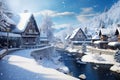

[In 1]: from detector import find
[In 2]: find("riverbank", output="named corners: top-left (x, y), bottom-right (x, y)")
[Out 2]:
top-left (0, 46), bottom-right (78, 80)
top-left (58, 50), bottom-right (120, 80)
top-left (56, 43), bottom-right (120, 74)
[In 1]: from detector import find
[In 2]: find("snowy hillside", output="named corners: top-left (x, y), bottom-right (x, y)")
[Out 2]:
top-left (83, 0), bottom-right (120, 35)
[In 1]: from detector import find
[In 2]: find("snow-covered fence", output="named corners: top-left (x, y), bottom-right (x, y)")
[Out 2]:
top-left (31, 46), bottom-right (54, 60)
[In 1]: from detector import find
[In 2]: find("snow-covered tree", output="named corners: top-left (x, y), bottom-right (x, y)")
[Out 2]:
top-left (0, 0), bottom-right (12, 17)
top-left (40, 15), bottom-right (54, 42)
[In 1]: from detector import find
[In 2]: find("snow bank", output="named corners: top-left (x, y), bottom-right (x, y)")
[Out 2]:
top-left (31, 46), bottom-right (70, 74)
top-left (110, 63), bottom-right (120, 73)
top-left (79, 74), bottom-right (86, 80)
top-left (2, 48), bottom-right (78, 80)
top-left (66, 47), bottom-right (79, 53)
top-left (81, 53), bottom-right (115, 64)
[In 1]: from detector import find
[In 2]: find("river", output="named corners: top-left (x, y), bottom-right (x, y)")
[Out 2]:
top-left (58, 50), bottom-right (120, 80)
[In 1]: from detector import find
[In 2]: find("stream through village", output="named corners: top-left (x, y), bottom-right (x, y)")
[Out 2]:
top-left (58, 50), bottom-right (120, 80)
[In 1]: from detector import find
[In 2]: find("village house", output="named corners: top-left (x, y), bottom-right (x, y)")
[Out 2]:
top-left (93, 28), bottom-right (109, 49)
top-left (0, 12), bottom-right (41, 48)
top-left (12, 13), bottom-right (40, 48)
top-left (108, 24), bottom-right (120, 50)
top-left (66, 27), bottom-right (91, 45)
top-left (0, 12), bottom-right (21, 48)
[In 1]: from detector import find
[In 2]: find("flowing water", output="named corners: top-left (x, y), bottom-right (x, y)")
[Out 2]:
top-left (59, 51), bottom-right (120, 80)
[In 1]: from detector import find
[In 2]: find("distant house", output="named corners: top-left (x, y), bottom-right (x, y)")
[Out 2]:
top-left (12, 13), bottom-right (40, 48)
top-left (99, 28), bottom-right (109, 41)
top-left (115, 25), bottom-right (120, 42)
top-left (93, 28), bottom-right (110, 49)
top-left (70, 28), bottom-right (87, 41)
top-left (108, 25), bottom-right (120, 50)
top-left (40, 30), bottom-right (49, 44)
top-left (68, 28), bottom-right (92, 45)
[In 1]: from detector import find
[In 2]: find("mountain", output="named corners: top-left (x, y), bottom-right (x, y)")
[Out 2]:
top-left (84, 0), bottom-right (120, 35)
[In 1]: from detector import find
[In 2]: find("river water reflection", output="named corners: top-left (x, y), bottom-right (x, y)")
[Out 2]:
top-left (59, 51), bottom-right (120, 80)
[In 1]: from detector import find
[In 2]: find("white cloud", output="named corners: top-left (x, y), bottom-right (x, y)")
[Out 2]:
top-left (35, 10), bottom-right (75, 17)
top-left (77, 7), bottom-right (100, 23)
top-left (77, 13), bottom-right (100, 23)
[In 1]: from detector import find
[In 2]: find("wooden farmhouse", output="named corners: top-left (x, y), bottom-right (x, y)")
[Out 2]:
top-left (0, 12), bottom-right (40, 48)
top-left (67, 27), bottom-right (91, 45)
top-left (93, 28), bottom-right (109, 49)
top-left (12, 13), bottom-right (40, 48)
top-left (0, 12), bottom-right (21, 48)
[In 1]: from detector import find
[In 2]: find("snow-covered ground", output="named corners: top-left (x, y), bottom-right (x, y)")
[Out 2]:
top-left (110, 63), bottom-right (120, 73)
top-left (66, 47), bottom-right (79, 53)
top-left (1, 47), bottom-right (78, 80)
top-left (81, 53), bottom-right (115, 64)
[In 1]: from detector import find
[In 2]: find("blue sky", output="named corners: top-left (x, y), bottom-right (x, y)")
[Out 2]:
top-left (7, 0), bottom-right (119, 33)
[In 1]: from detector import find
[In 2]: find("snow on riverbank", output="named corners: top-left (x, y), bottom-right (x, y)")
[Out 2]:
top-left (31, 46), bottom-right (69, 74)
top-left (110, 63), bottom-right (120, 73)
top-left (2, 47), bottom-right (78, 80)
top-left (81, 53), bottom-right (115, 64)
top-left (66, 47), bottom-right (79, 53)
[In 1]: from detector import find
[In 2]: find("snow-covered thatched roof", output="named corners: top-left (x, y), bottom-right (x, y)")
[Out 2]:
top-left (70, 28), bottom-right (80, 39)
top-left (12, 13), bottom-right (32, 33)
top-left (99, 28), bottom-right (110, 35)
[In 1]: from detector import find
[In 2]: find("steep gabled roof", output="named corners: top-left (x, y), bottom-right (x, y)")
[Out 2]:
top-left (115, 25), bottom-right (120, 35)
top-left (99, 28), bottom-right (109, 36)
top-left (70, 27), bottom-right (87, 39)
top-left (12, 13), bottom-right (39, 33)
top-left (99, 28), bottom-right (116, 36)
top-left (65, 35), bottom-right (71, 40)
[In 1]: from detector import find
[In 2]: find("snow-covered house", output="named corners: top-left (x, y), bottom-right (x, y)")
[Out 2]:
top-left (0, 12), bottom-right (21, 48)
top-left (108, 24), bottom-right (120, 49)
top-left (12, 13), bottom-right (40, 48)
top-left (69, 28), bottom-right (88, 44)
top-left (99, 28), bottom-right (109, 41)
top-left (93, 28), bottom-right (110, 49)
top-left (40, 30), bottom-right (49, 44)
top-left (115, 25), bottom-right (120, 42)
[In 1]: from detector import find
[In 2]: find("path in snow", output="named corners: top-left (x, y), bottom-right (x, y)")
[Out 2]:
top-left (0, 49), bottom-right (78, 80)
